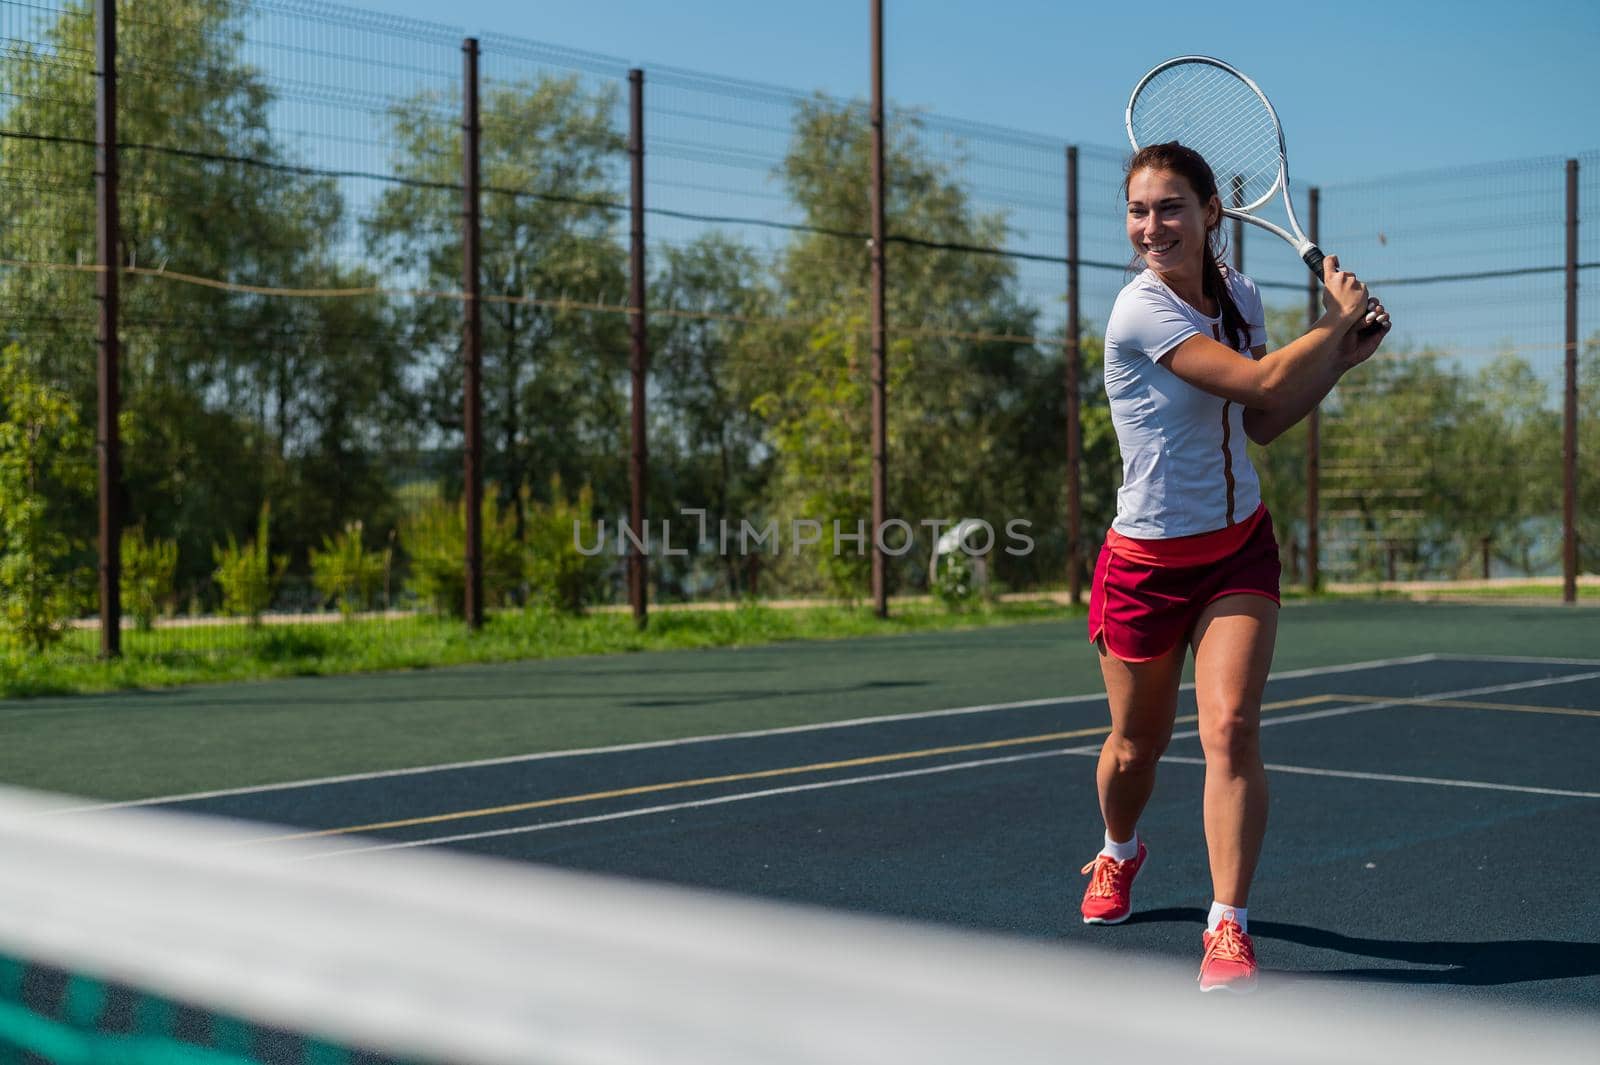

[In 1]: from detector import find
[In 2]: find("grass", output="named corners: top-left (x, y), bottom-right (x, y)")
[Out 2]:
top-left (0, 597), bottom-right (1075, 699)
top-left (1323, 578), bottom-right (1597, 602)
top-left (4, 577), bottom-right (1588, 700)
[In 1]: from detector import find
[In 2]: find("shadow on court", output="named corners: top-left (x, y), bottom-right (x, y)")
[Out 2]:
top-left (1128, 907), bottom-right (1600, 987)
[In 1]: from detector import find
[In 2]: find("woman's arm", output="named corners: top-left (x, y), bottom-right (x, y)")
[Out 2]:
top-left (1245, 281), bottom-right (1394, 444)
top-left (1240, 346), bottom-right (1342, 445)
top-left (1159, 258), bottom-right (1384, 444)
top-left (1159, 314), bottom-right (1346, 410)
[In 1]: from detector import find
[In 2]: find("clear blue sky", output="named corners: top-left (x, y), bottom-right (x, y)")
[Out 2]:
top-left (358, 0), bottom-right (1597, 185)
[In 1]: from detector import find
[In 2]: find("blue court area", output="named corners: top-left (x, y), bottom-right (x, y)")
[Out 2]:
top-left (77, 653), bottom-right (1600, 1013)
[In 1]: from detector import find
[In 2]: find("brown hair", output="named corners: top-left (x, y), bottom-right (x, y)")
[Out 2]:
top-left (1123, 142), bottom-right (1248, 352)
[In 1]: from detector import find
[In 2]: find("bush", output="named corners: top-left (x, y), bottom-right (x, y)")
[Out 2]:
top-left (213, 503), bottom-right (288, 624)
top-left (525, 477), bottom-right (608, 614)
top-left (932, 549), bottom-right (979, 612)
top-left (121, 526), bottom-right (178, 630)
top-left (400, 489), bottom-right (522, 617)
top-left (310, 520), bottom-right (391, 618)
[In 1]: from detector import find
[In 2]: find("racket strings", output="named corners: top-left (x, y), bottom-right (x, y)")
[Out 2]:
top-left (1130, 62), bottom-right (1281, 208)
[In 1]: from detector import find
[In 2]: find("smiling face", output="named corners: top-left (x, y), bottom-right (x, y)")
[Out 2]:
top-left (1125, 167), bottom-right (1220, 278)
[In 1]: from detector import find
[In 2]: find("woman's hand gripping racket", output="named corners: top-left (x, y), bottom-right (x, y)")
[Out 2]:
top-left (1126, 55), bottom-right (1389, 336)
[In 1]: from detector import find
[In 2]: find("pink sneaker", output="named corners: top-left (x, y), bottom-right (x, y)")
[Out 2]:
top-left (1198, 911), bottom-right (1258, 993)
top-left (1078, 840), bottom-right (1147, 925)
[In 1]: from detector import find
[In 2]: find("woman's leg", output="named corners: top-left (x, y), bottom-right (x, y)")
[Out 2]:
top-left (1095, 636), bottom-right (1186, 841)
top-left (1189, 595), bottom-right (1278, 907)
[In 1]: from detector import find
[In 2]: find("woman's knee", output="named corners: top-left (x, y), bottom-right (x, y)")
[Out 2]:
top-left (1106, 732), bottom-right (1167, 774)
top-left (1199, 710), bottom-right (1261, 765)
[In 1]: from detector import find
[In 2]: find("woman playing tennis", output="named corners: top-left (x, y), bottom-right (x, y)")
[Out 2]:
top-left (1077, 141), bottom-right (1389, 992)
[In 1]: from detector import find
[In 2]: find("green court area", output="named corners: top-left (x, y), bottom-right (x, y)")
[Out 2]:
top-left (0, 600), bottom-right (1594, 803)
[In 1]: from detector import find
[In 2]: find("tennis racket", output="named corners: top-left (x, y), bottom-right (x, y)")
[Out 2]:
top-left (1126, 55), bottom-right (1385, 329)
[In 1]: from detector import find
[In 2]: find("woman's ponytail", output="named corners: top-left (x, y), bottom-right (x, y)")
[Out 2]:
top-left (1202, 243), bottom-right (1250, 353)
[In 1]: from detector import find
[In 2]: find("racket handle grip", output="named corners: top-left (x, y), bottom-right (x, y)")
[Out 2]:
top-left (1305, 243), bottom-right (1387, 336)
top-left (1301, 246), bottom-right (1325, 279)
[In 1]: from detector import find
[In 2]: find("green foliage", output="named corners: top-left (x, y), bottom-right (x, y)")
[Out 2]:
top-left (756, 96), bottom-right (1061, 598)
top-left (648, 233), bottom-right (777, 599)
top-left (751, 315), bottom-right (875, 600)
top-left (0, 345), bottom-right (96, 652)
top-left (932, 550), bottom-right (979, 612)
top-left (367, 73), bottom-right (630, 541)
top-left (1073, 331), bottom-right (1119, 587)
top-left (400, 490), bottom-right (523, 617)
top-left (1316, 344), bottom-right (1565, 581)
top-left (1247, 305), bottom-right (1315, 581)
top-left (525, 478), bottom-right (609, 614)
top-left (1447, 351), bottom-right (1561, 575)
top-left (2, 0), bottom-right (407, 606)
top-left (1580, 335), bottom-right (1600, 575)
top-left (120, 526), bottom-right (179, 631)
top-left (309, 521), bottom-right (392, 618)
top-left (1, 2), bottom-right (1585, 626)
top-left (212, 504), bottom-right (288, 625)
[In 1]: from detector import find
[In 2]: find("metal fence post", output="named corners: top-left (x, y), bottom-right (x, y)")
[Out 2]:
top-left (461, 38), bottom-right (484, 630)
top-left (1065, 145), bottom-right (1082, 606)
top-left (96, 0), bottom-right (122, 658)
top-left (629, 68), bottom-right (650, 629)
top-left (1564, 158), bottom-right (1579, 603)
top-left (869, 0), bottom-right (888, 618)
top-left (1306, 186), bottom-right (1321, 593)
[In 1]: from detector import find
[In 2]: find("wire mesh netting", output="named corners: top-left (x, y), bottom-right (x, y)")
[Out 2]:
top-left (0, 0), bottom-right (1595, 676)
top-left (3, 0), bottom-right (475, 663)
top-left (1315, 157), bottom-right (1583, 583)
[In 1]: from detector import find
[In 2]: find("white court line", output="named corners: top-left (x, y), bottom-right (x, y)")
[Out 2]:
top-left (57, 652), bottom-right (1446, 813)
top-left (308, 669), bottom-right (1600, 858)
top-left (1156, 669), bottom-right (1600, 741)
top-left (1440, 646), bottom-right (1600, 665)
top-left (297, 749), bottom-right (1069, 860)
top-left (1154, 756), bottom-right (1600, 800)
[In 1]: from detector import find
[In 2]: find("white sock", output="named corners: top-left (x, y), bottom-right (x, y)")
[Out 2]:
top-left (1100, 831), bottom-right (1138, 862)
top-left (1208, 901), bottom-right (1247, 933)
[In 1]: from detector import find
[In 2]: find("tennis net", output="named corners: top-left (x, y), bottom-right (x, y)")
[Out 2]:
top-left (0, 784), bottom-right (1591, 1065)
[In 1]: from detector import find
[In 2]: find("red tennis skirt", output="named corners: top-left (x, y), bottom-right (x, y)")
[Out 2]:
top-left (1088, 508), bottom-right (1282, 663)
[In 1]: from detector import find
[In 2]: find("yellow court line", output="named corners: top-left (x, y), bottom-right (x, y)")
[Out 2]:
top-left (1328, 694), bottom-right (1600, 719)
top-left (247, 693), bottom-right (1342, 845)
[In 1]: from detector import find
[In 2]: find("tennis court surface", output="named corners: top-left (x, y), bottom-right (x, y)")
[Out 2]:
top-left (3, 605), bottom-right (1597, 1060)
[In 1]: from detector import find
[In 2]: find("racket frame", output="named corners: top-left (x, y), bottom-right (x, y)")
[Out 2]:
top-left (1125, 54), bottom-right (1325, 276)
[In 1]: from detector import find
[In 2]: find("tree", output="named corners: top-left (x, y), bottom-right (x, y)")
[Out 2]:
top-left (1577, 334), bottom-right (1600, 575)
top-left (1443, 352), bottom-right (1561, 576)
top-left (365, 74), bottom-right (630, 544)
top-left (0, 345), bottom-right (95, 652)
top-left (1319, 350), bottom-right (1464, 580)
top-left (753, 97), bottom-right (1061, 596)
top-left (0, 0), bottom-right (407, 610)
top-left (1246, 303), bottom-right (1318, 584)
top-left (1075, 330), bottom-right (1121, 587)
top-left (648, 233), bottom-right (777, 599)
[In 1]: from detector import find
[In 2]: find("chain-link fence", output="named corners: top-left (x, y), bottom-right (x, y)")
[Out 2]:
top-left (1, 0), bottom-right (1593, 666)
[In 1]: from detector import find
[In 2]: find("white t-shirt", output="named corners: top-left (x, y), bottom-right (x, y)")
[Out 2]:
top-left (1103, 268), bottom-right (1269, 539)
